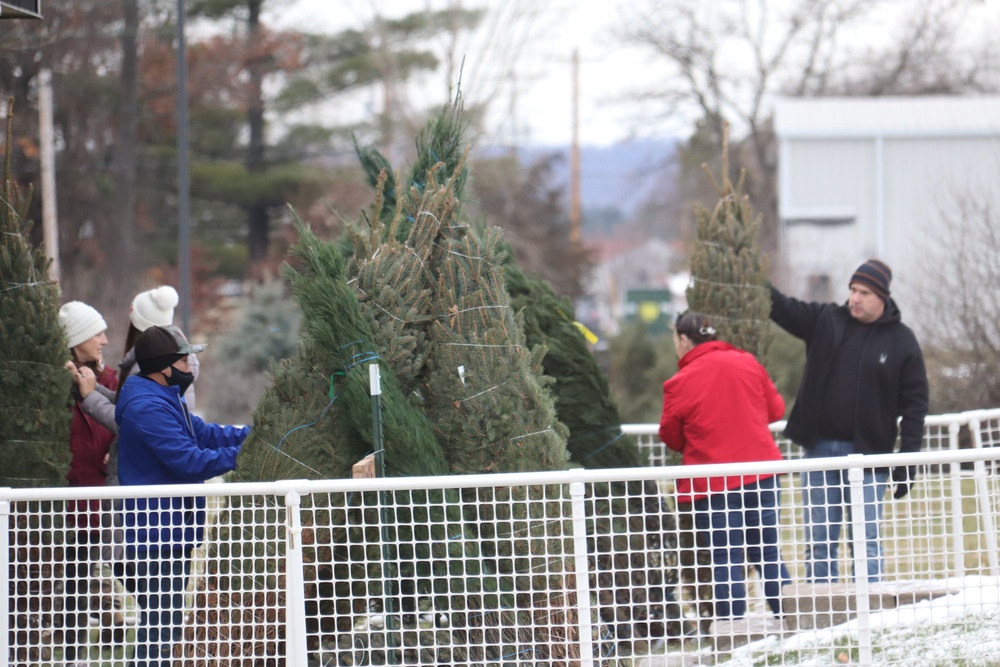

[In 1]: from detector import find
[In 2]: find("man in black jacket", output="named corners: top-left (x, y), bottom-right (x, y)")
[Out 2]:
top-left (770, 259), bottom-right (928, 582)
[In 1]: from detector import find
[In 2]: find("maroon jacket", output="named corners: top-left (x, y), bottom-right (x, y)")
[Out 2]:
top-left (659, 341), bottom-right (785, 503)
top-left (67, 364), bottom-right (118, 531)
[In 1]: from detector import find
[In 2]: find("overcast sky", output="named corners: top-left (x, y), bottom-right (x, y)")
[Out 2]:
top-left (268, 0), bottom-right (666, 147)
top-left (266, 1), bottom-right (1000, 149)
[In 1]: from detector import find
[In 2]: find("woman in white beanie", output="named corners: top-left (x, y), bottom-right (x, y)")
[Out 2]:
top-left (59, 300), bottom-right (118, 667)
top-left (121, 285), bottom-right (200, 412)
top-left (59, 300), bottom-right (118, 488)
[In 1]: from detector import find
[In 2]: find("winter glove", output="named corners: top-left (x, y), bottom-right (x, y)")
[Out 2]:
top-left (891, 465), bottom-right (916, 499)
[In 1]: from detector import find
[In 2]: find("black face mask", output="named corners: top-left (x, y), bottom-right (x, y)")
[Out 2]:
top-left (165, 365), bottom-right (195, 396)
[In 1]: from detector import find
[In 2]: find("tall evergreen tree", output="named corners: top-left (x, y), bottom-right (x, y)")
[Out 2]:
top-left (687, 126), bottom-right (772, 361)
top-left (0, 99), bottom-right (71, 487)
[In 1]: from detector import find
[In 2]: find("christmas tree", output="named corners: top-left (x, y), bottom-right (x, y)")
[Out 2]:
top-left (215, 95), bottom-right (688, 665)
top-left (687, 126), bottom-right (772, 361)
top-left (0, 98), bottom-right (71, 487)
top-left (348, 96), bottom-right (569, 474)
top-left (349, 96), bottom-right (686, 650)
top-left (236, 215), bottom-right (448, 481)
top-left (503, 257), bottom-right (644, 468)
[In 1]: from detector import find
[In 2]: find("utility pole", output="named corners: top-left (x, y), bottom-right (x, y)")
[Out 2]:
top-left (177, 0), bottom-right (192, 333)
top-left (569, 49), bottom-right (581, 249)
top-left (38, 68), bottom-right (60, 281)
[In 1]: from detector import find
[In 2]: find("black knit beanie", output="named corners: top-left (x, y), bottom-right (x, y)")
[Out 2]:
top-left (850, 259), bottom-right (892, 300)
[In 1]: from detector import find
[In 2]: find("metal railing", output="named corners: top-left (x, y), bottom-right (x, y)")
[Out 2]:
top-left (4, 407), bottom-right (1000, 666)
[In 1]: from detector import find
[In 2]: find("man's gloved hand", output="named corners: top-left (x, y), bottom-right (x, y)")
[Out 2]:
top-left (891, 465), bottom-right (917, 499)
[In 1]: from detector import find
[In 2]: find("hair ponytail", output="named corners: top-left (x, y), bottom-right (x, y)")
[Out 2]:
top-left (674, 311), bottom-right (718, 346)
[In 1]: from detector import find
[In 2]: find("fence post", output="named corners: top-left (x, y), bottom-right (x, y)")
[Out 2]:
top-left (568, 481), bottom-right (595, 667)
top-left (0, 495), bottom-right (10, 663)
top-left (846, 458), bottom-right (873, 666)
top-left (284, 490), bottom-right (309, 664)
top-left (947, 418), bottom-right (966, 577)
top-left (969, 414), bottom-right (1000, 576)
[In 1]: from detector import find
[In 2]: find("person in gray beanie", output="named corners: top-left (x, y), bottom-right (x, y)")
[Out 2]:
top-left (769, 258), bottom-right (928, 583)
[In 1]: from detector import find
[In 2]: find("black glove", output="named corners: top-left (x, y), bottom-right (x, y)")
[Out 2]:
top-left (891, 466), bottom-right (916, 499)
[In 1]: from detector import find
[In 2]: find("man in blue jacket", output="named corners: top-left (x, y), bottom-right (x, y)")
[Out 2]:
top-left (116, 324), bottom-right (248, 667)
top-left (770, 259), bottom-right (928, 583)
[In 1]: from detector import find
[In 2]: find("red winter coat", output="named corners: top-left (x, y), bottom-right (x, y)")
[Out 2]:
top-left (67, 364), bottom-right (118, 532)
top-left (659, 340), bottom-right (785, 503)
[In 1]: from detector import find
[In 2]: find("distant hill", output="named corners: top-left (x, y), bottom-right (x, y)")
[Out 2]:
top-left (515, 139), bottom-right (679, 217)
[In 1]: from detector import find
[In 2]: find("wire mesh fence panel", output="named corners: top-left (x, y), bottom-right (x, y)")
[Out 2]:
top-left (298, 484), bottom-right (581, 667)
top-left (5, 411), bottom-right (1000, 666)
top-left (181, 492), bottom-right (286, 665)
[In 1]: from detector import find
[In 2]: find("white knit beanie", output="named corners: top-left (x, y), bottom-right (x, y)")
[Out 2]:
top-left (59, 301), bottom-right (108, 349)
top-left (129, 285), bottom-right (179, 332)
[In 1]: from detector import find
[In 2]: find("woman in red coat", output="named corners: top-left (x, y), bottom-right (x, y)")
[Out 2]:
top-left (659, 311), bottom-right (789, 621)
top-left (59, 300), bottom-right (119, 666)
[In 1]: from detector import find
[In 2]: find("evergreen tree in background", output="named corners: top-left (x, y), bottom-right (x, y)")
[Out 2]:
top-left (199, 279), bottom-right (301, 424)
top-left (687, 126), bottom-right (772, 362)
top-left (213, 279), bottom-right (302, 373)
top-left (0, 98), bottom-right (71, 487)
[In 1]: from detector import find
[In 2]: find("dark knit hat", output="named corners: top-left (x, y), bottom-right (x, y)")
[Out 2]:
top-left (850, 259), bottom-right (892, 299)
top-left (135, 324), bottom-right (207, 374)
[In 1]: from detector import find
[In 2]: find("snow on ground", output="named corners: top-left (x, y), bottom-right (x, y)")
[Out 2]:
top-left (720, 576), bottom-right (1000, 666)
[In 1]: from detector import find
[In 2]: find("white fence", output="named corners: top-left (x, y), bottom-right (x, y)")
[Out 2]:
top-left (4, 408), bottom-right (1000, 666)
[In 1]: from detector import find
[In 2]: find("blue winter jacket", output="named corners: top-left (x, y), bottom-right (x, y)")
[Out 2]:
top-left (115, 375), bottom-right (248, 551)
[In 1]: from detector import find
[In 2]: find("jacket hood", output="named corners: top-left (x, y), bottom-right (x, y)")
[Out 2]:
top-left (879, 297), bottom-right (903, 324)
top-left (115, 375), bottom-right (181, 424)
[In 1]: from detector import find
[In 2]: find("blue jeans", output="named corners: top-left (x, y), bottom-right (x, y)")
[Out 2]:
top-left (692, 476), bottom-right (791, 618)
top-left (802, 440), bottom-right (889, 583)
top-left (119, 546), bottom-right (193, 667)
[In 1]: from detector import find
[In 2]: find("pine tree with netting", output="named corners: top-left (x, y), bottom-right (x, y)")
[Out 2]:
top-left (235, 215), bottom-right (448, 481)
top-left (0, 98), bottom-right (71, 488)
top-left (687, 126), bottom-right (772, 361)
top-left (348, 94), bottom-right (570, 474)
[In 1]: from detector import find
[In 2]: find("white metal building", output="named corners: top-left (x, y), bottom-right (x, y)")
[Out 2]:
top-left (774, 96), bottom-right (1000, 319)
